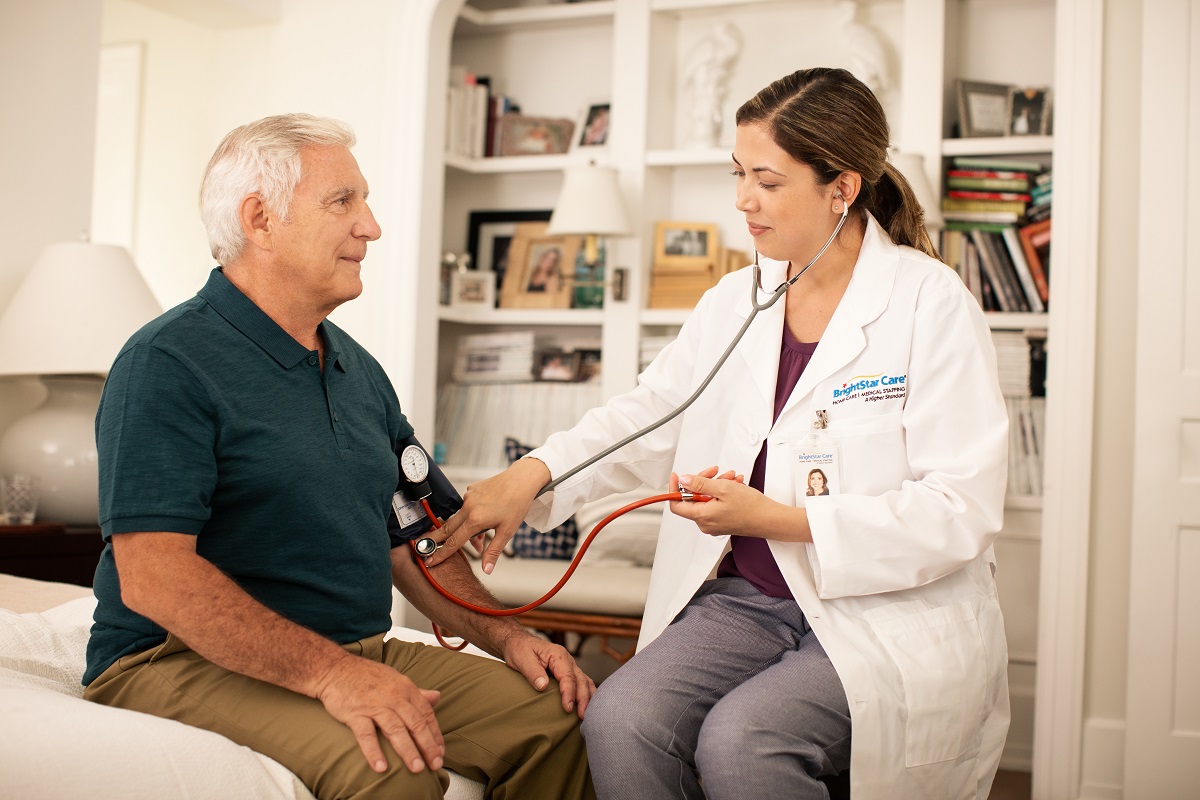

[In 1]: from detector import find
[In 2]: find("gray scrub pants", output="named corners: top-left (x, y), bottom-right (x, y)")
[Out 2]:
top-left (581, 576), bottom-right (851, 800)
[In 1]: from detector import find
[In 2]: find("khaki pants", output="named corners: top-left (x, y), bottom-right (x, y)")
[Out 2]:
top-left (84, 632), bottom-right (594, 800)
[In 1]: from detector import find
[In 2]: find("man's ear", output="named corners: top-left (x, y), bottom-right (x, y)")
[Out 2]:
top-left (239, 194), bottom-right (274, 252)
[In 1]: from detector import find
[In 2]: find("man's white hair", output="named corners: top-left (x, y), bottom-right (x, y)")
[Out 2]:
top-left (200, 113), bottom-right (356, 265)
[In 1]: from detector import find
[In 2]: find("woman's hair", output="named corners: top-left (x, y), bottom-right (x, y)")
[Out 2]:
top-left (200, 113), bottom-right (356, 265)
top-left (736, 67), bottom-right (939, 259)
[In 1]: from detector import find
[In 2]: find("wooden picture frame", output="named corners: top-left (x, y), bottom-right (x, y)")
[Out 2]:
top-left (467, 209), bottom-right (553, 297)
top-left (1007, 86), bottom-right (1053, 136)
top-left (572, 102), bottom-right (611, 149)
top-left (955, 79), bottom-right (1014, 138)
top-left (535, 350), bottom-right (581, 382)
top-left (496, 115), bottom-right (575, 156)
top-left (449, 270), bottom-right (496, 308)
top-left (499, 222), bottom-right (583, 309)
top-left (653, 221), bottom-right (720, 272)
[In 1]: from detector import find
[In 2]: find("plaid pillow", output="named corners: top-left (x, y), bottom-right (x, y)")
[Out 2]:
top-left (505, 437), bottom-right (578, 560)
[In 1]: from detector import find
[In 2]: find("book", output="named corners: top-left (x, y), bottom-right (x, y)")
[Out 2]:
top-left (947, 169), bottom-right (1031, 181)
top-left (1017, 218), bottom-right (1052, 303)
top-left (942, 196), bottom-right (1028, 216)
top-left (1001, 226), bottom-right (1046, 312)
top-left (946, 177), bottom-right (1030, 192)
top-left (952, 155), bottom-right (1046, 173)
top-left (969, 229), bottom-right (1024, 312)
top-left (948, 189), bottom-right (1032, 202)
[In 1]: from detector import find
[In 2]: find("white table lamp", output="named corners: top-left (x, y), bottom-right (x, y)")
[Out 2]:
top-left (0, 242), bottom-right (162, 524)
top-left (546, 162), bottom-right (632, 303)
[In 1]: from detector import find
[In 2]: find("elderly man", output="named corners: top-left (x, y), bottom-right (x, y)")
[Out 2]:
top-left (82, 114), bottom-right (595, 800)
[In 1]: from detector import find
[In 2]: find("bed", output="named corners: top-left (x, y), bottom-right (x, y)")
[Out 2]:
top-left (0, 572), bottom-right (487, 799)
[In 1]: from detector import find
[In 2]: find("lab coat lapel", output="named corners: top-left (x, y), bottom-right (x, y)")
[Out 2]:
top-left (733, 257), bottom-right (789, 405)
top-left (779, 216), bottom-right (899, 419)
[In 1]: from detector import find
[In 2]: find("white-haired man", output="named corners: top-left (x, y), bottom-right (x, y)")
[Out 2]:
top-left (83, 114), bottom-right (595, 800)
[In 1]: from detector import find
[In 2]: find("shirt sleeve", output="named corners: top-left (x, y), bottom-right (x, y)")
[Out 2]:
top-left (96, 343), bottom-right (219, 537)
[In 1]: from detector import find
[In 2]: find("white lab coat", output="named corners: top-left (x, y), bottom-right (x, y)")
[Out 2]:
top-left (527, 215), bottom-right (1010, 798)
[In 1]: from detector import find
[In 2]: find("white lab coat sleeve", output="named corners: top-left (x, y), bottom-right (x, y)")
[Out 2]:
top-left (524, 292), bottom-right (715, 530)
top-left (806, 280), bottom-right (1008, 598)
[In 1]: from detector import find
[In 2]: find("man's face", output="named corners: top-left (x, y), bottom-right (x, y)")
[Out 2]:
top-left (271, 144), bottom-right (381, 313)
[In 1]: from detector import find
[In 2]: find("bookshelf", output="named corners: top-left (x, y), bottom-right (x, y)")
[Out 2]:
top-left (412, 0), bottom-right (1100, 788)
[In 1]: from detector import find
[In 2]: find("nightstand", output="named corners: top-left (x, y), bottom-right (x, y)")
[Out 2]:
top-left (0, 523), bottom-right (104, 587)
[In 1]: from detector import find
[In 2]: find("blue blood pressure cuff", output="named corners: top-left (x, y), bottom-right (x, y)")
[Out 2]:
top-left (387, 436), bottom-right (463, 548)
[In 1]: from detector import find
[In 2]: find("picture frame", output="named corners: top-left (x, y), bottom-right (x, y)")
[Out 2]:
top-left (467, 209), bottom-right (553, 297)
top-left (498, 222), bottom-right (583, 309)
top-left (535, 350), bottom-right (581, 382)
top-left (496, 114), bottom-right (575, 156)
top-left (572, 102), bottom-right (611, 149)
top-left (449, 269), bottom-right (496, 308)
top-left (1007, 86), bottom-right (1052, 136)
top-left (955, 79), bottom-right (1014, 138)
top-left (653, 221), bottom-right (720, 272)
top-left (576, 349), bottom-right (602, 383)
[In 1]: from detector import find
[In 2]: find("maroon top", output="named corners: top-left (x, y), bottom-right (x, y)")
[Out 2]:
top-left (716, 324), bottom-right (818, 599)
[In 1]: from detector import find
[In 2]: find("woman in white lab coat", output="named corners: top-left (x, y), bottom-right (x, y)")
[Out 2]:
top-left (433, 67), bottom-right (1010, 799)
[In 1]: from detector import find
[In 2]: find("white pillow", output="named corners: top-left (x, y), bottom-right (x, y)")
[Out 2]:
top-left (572, 489), bottom-right (665, 568)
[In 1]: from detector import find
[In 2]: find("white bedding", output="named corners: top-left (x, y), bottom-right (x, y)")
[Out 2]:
top-left (0, 582), bottom-right (487, 800)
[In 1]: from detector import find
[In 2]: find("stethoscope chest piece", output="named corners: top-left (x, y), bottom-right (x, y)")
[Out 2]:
top-left (414, 536), bottom-right (441, 557)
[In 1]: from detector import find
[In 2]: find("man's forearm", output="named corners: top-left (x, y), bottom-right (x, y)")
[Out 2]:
top-left (115, 533), bottom-right (351, 697)
top-left (391, 547), bottom-right (529, 659)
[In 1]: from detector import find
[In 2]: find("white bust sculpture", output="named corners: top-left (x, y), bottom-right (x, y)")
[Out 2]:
top-left (837, 0), bottom-right (890, 94)
top-left (682, 22), bottom-right (742, 149)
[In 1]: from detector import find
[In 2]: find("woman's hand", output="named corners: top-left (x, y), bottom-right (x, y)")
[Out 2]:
top-left (426, 457), bottom-right (551, 574)
top-left (668, 468), bottom-right (812, 543)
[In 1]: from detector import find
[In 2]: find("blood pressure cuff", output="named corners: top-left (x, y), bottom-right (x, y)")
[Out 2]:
top-left (387, 435), bottom-right (463, 547)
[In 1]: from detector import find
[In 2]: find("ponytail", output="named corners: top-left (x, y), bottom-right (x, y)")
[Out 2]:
top-left (868, 162), bottom-right (941, 261)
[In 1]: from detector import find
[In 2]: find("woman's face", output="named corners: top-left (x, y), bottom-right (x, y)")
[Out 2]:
top-left (809, 471), bottom-right (825, 490)
top-left (732, 122), bottom-right (839, 265)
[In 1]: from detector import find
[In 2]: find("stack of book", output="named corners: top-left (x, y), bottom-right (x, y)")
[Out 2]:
top-left (992, 330), bottom-right (1047, 497)
top-left (940, 155), bottom-right (1052, 313)
top-left (446, 65), bottom-right (520, 159)
top-left (451, 330), bottom-right (538, 383)
top-left (648, 246), bottom-right (749, 309)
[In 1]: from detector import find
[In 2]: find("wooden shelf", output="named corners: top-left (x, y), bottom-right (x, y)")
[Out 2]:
top-left (438, 306), bottom-right (604, 326)
top-left (941, 136), bottom-right (1053, 157)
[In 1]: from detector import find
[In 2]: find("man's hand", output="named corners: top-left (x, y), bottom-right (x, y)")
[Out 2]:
top-left (427, 457), bottom-right (551, 574)
top-left (500, 633), bottom-right (596, 720)
top-left (313, 653), bottom-right (446, 774)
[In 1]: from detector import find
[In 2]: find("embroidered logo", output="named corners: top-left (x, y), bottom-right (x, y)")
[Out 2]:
top-left (832, 372), bottom-right (907, 405)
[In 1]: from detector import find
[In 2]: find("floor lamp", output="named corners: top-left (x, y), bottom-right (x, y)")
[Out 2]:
top-left (0, 243), bottom-right (161, 525)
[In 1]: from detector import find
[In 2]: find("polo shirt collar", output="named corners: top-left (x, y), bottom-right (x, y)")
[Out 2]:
top-left (199, 268), bottom-right (347, 372)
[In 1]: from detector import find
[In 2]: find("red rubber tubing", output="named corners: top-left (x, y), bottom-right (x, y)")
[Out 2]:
top-left (410, 492), bottom-right (710, 618)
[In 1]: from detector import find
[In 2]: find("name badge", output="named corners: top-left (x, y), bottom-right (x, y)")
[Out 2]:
top-left (791, 411), bottom-right (842, 504)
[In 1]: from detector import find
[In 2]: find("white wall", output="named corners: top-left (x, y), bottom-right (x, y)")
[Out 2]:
top-left (0, 0), bottom-right (103, 433)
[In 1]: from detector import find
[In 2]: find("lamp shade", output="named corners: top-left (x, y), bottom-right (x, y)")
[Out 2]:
top-left (546, 163), bottom-right (632, 237)
top-left (889, 151), bottom-right (944, 229)
top-left (0, 242), bottom-right (162, 377)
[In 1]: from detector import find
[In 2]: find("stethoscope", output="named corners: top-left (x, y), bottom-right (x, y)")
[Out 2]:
top-left (411, 199), bottom-right (850, 645)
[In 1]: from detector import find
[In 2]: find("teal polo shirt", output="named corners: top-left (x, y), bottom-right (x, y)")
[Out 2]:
top-left (84, 269), bottom-right (411, 685)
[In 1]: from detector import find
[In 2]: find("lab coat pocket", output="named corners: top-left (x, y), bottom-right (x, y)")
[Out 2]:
top-left (864, 601), bottom-right (986, 766)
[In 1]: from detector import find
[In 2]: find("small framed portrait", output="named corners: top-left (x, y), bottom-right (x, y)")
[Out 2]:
top-left (576, 349), bottom-right (602, 383)
top-left (467, 209), bottom-right (553, 295)
top-left (497, 115), bottom-right (576, 156)
top-left (955, 79), bottom-right (1014, 138)
top-left (1007, 86), bottom-right (1052, 136)
top-left (450, 270), bottom-right (496, 308)
top-left (535, 350), bottom-right (581, 382)
top-left (573, 102), bottom-right (611, 149)
top-left (653, 221), bottom-right (720, 272)
top-left (499, 221), bottom-right (583, 309)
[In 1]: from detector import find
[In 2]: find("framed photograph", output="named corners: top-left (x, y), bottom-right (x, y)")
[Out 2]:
top-left (449, 270), bottom-right (496, 308)
top-left (497, 115), bottom-right (575, 156)
top-left (576, 349), bottom-right (602, 383)
top-left (1007, 86), bottom-right (1052, 136)
top-left (653, 221), bottom-right (720, 272)
top-left (467, 209), bottom-right (553, 296)
top-left (573, 102), bottom-right (611, 149)
top-left (535, 350), bottom-right (581, 382)
top-left (499, 222), bottom-right (583, 309)
top-left (955, 80), bottom-right (1014, 138)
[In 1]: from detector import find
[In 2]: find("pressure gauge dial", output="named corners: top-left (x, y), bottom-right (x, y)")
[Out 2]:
top-left (400, 445), bottom-right (429, 484)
